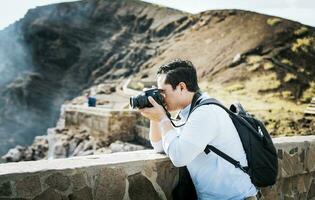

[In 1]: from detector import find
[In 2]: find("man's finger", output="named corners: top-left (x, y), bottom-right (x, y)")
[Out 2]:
top-left (148, 96), bottom-right (159, 107)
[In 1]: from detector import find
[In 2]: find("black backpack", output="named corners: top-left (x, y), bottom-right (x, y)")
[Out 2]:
top-left (190, 98), bottom-right (278, 187)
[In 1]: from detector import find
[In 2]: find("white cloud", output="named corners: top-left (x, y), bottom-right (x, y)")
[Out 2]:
top-left (0, 0), bottom-right (314, 29)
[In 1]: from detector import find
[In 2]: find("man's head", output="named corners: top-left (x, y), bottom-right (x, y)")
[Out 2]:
top-left (157, 59), bottom-right (199, 111)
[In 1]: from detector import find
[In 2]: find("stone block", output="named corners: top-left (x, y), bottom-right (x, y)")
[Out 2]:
top-left (99, 118), bottom-right (109, 131)
top-left (33, 188), bottom-right (67, 200)
top-left (281, 151), bottom-right (304, 177)
top-left (156, 160), bottom-right (178, 199)
top-left (85, 117), bottom-right (93, 129)
top-left (0, 181), bottom-right (12, 197)
top-left (261, 185), bottom-right (279, 200)
top-left (92, 119), bottom-right (100, 130)
top-left (307, 175), bottom-right (315, 199)
top-left (44, 172), bottom-right (70, 192)
top-left (15, 175), bottom-right (42, 198)
top-left (68, 186), bottom-right (92, 200)
top-left (70, 172), bottom-right (87, 191)
top-left (135, 125), bottom-right (150, 142)
top-left (77, 113), bottom-right (85, 125)
top-left (94, 167), bottom-right (126, 200)
top-left (64, 115), bottom-right (72, 127)
top-left (306, 144), bottom-right (315, 172)
top-left (128, 172), bottom-right (160, 200)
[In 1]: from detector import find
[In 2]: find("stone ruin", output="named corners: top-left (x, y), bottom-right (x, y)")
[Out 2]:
top-left (1, 135), bottom-right (315, 199)
top-left (1, 93), bottom-right (315, 199)
top-left (2, 104), bottom-right (150, 162)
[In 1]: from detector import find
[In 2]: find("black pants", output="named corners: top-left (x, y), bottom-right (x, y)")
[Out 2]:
top-left (172, 167), bottom-right (197, 200)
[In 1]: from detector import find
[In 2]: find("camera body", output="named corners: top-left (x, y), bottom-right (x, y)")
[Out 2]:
top-left (130, 88), bottom-right (164, 109)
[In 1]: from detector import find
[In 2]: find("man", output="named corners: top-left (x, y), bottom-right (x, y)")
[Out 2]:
top-left (140, 59), bottom-right (257, 200)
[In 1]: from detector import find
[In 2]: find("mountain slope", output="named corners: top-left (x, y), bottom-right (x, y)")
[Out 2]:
top-left (0, 0), bottom-right (314, 157)
top-left (0, 0), bottom-right (191, 155)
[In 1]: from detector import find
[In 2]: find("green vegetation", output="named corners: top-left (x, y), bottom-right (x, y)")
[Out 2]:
top-left (225, 84), bottom-right (245, 92)
top-left (294, 26), bottom-right (308, 36)
top-left (263, 61), bottom-right (274, 70)
top-left (246, 55), bottom-right (263, 64)
top-left (281, 59), bottom-right (293, 66)
top-left (281, 91), bottom-right (294, 99)
top-left (247, 63), bottom-right (261, 72)
top-left (200, 80), bottom-right (313, 136)
top-left (291, 36), bottom-right (314, 53)
top-left (267, 18), bottom-right (282, 26)
top-left (245, 56), bottom-right (275, 71)
top-left (128, 81), bottom-right (144, 91)
top-left (258, 73), bottom-right (281, 91)
top-left (301, 82), bottom-right (315, 103)
top-left (283, 73), bottom-right (297, 82)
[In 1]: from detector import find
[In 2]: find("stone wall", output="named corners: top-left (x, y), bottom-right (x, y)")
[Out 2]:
top-left (0, 151), bottom-right (177, 200)
top-left (64, 106), bottom-right (148, 145)
top-left (1, 136), bottom-right (315, 199)
top-left (262, 136), bottom-right (315, 199)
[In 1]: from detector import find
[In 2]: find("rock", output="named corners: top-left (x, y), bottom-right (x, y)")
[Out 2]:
top-left (109, 140), bottom-right (125, 153)
top-left (52, 141), bottom-right (68, 159)
top-left (0, 181), bottom-right (12, 196)
top-left (44, 172), bottom-right (71, 192)
top-left (68, 186), bottom-right (93, 200)
top-left (68, 138), bottom-right (81, 155)
top-left (128, 173), bottom-right (160, 200)
top-left (94, 167), bottom-right (126, 200)
top-left (77, 149), bottom-right (94, 156)
top-left (83, 140), bottom-right (94, 151)
top-left (229, 53), bottom-right (244, 68)
top-left (233, 53), bottom-right (242, 63)
top-left (31, 136), bottom-right (49, 160)
top-left (33, 188), bottom-right (66, 200)
top-left (123, 142), bottom-right (145, 151)
top-left (96, 84), bottom-right (116, 95)
top-left (94, 147), bottom-right (112, 155)
top-left (110, 140), bottom-right (145, 153)
top-left (72, 142), bottom-right (85, 156)
top-left (16, 175), bottom-right (42, 198)
top-left (0, 1), bottom-right (186, 154)
top-left (2, 145), bottom-right (26, 162)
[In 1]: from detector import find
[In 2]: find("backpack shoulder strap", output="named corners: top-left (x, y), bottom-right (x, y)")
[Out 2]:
top-left (205, 145), bottom-right (249, 174)
top-left (189, 98), bottom-right (249, 174)
top-left (194, 99), bottom-right (260, 137)
top-left (190, 98), bottom-right (234, 116)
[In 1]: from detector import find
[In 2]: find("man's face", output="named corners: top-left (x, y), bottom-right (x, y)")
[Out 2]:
top-left (157, 74), bottom-right (181, 112)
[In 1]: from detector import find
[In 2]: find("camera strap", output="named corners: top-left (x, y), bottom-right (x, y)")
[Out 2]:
top-left (162, 91), bottom-right (202, 128)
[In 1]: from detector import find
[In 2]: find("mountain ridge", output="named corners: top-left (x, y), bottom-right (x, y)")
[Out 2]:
top-left (0, 0), bottom-right (314, 159)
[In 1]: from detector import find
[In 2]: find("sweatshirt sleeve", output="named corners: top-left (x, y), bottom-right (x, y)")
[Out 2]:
top-left (150, 139), bottom-right (164, 153)
top-left (162, 105), bottom-right (220, 167)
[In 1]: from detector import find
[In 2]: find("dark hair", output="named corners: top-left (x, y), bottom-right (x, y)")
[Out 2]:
top-left (157, 59), bottom-right (199, 92)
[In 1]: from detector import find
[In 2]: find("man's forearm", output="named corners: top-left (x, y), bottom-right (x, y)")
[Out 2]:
top-left (149, 120), bottom-right (162, 142)
top-left (159, 117), bottom-right (173, 136)
top-left (150, 118), bottom-right (174, 142)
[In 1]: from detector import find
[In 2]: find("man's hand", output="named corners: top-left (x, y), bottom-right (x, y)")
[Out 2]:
top-left (139, 96), bottom-right (167, 122)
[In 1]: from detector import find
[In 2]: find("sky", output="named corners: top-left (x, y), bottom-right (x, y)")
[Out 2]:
top-left (0, 0), bottom-right (314, 30)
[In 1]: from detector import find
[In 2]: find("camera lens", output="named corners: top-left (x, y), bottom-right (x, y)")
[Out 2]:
top-left (130, 97), bottom-right (139, 109)
top-left (129, 97), bottom-right (134, 108)
top-left (129, 88), bottom-right (164, 109)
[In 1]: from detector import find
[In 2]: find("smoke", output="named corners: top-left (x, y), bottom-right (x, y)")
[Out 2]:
top-left (0, 0), bottom-right (163, 156)
top-left (0, 25), bottom-right (33, 87)
top-left (0, 20), bottom-right (36, 155)
top-left (0, 0), bottom-right (100, 156)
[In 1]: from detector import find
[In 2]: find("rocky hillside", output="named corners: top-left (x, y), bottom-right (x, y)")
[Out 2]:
top-left (0, 0), bottom-right (314, 159)
top-left (0, 0), bottom-right (189, 156)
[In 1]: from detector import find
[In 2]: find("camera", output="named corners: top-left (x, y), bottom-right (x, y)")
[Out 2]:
top-left (130, 88), bottom-right (164, 109)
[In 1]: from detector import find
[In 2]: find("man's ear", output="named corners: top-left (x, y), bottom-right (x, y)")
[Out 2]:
top-left (178, 82), bottom-right (187, 91)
